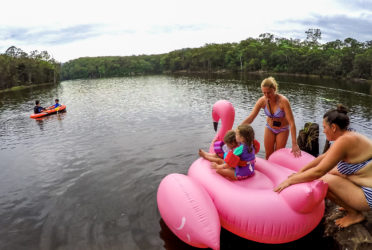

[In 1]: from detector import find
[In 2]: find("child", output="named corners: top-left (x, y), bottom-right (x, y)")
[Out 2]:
top-left (212, 124), bottom-right (256, 180)
top-left (46, 99), bottom-right (61, 110)
top-left (199, 130), bottom-right (238, 165)
top-left (52, 99), bottom-right (61, 108)
top-left (33, 100), bottom-right (46, 114)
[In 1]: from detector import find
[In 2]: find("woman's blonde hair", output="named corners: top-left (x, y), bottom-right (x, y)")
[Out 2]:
top-left (261, 76), bottom-right (278, 92)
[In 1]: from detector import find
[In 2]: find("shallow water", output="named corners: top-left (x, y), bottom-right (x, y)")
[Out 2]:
top-left (0, 74), bottom-right (371, 249)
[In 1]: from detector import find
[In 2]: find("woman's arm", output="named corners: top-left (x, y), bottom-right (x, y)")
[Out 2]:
top-left (274, 136), bottom-right (349, 192)
top-left (297, 153), bottom-right (326, 173)
top-left (241, 97), bottom-right (264, 125)
top-left (282, 97), bottom-right (301, 157)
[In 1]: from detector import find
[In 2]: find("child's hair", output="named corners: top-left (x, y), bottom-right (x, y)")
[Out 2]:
top-left (224, 130), bottom-right (236, 144)
top-left (35, 100), bottom-right (40, 105)
top-left (55, 99), bottom-right (59, 102)
top-left (237, 124), bottom-right (255, 152)
top-left (261, 76), bottom-right (278, 92)
top-left (323, 104), bottom-right (350, 130)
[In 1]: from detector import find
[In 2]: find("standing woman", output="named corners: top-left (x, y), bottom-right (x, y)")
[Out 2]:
top-left (241, 76), bottom-right (301, 159)
top-left (275, 105), bottom-right (372, 228)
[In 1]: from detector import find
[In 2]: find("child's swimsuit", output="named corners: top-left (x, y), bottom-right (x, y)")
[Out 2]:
top-left (337, 157), bottom-right (372, 209)
top-left (233, 144), bottom-right (255, 180)
top-left (264, 101), bottom-right (289, 134)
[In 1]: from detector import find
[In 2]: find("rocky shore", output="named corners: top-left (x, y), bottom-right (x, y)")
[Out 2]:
top-left (324, 200), bottom-right (372, 250)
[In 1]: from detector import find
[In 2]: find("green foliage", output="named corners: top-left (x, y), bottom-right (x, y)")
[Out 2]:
top-left (61, 30), bottom-right (372, 80)
top-left (61, 55), bottom-right (163, 80)
top-left (0, 47), bottom-right (60, 90)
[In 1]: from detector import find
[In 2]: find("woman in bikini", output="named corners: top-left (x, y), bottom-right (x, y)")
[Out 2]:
top-left (241, 76), bottom-right (301, 159)
top-left (275, 105), bottom-right (372, 228)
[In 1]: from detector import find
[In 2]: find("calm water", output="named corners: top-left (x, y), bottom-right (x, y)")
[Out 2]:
top-left (1, 74), bottom-right (371, 250)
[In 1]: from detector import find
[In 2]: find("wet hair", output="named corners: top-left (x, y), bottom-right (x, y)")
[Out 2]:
top-left (55, 99), bottom-right (59, 102)
top-left (323, 104), bottom-right (350, 130)
top-left (261, 76), bottom-right (278, 92)
top-left (224, 130), bottom-right (237, 145)
top-left (35, 100), bottom-right (40, 105)
top-left (237, 124), bottom-right (255, 152)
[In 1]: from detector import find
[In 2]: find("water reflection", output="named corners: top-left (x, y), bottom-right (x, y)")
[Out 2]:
top-left (159, 218), bottom-right (339, 250)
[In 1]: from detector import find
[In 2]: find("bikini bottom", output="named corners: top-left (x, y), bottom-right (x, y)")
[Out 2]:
top-left (361, 186), bottom-right (372, 209)
top-left (265, 123), bottom-right (290, 135)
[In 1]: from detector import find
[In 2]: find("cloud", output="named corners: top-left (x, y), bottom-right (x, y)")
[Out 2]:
top-left (0, 24), bottom-right (116, 46)
top-left (338, 0), bottom-right (372, 12)
top-left (148, 24), bottom-right (209, 34)
top-left (273, 13), bottom-right (372, 42)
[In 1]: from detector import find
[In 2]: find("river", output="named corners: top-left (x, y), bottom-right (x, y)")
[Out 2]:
top-left (1, 74), bottom-right (371, 249)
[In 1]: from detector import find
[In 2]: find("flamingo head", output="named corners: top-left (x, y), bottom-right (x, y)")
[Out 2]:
top-left (212, 100), bottom-right (235, 141)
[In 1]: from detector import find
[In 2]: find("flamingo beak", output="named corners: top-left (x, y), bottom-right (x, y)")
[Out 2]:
top-left (213, 122), bottom-right (218, 132)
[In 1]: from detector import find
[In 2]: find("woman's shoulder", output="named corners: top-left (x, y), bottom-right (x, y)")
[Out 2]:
top-left (340, 132), bottom-right (372, 160)
top-left (334, 132), bottom-right (361, 149)
top-left (277, 94), bottom-right (289, 103)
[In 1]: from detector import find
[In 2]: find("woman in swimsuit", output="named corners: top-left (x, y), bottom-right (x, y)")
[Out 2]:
top-left (241, 76), bottom-right (301, 159)
top-left (274, 105), bottom-right (372, 228)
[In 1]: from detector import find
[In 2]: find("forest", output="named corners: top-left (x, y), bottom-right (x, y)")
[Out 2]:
top-left (61, 29), bottom-right (372, 81)
top-left (0, 46), bottom-right (60, 90)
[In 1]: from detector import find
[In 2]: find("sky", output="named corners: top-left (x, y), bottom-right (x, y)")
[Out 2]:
top-left (1, 0), bottom-right (371, 63)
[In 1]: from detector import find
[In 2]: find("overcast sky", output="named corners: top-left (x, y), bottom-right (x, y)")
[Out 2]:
top-left (1, 0), bottom-right (371, 62)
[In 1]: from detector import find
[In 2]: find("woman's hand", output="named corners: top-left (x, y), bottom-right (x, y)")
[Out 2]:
top-left (291, 144), bottom-right (301, 158)
top-left (274, 179), bottom-right (292, 193)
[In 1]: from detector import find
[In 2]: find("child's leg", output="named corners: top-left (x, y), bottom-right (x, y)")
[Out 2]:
top-left (199, 149), bottom-right (224, 164)
top-left (216, 168), bottom-right (237, 180)
top-left (211, 162), bottom-right (228, 169)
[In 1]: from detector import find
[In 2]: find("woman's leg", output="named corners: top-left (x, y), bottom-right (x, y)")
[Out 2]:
top-left (275, 129), bottom-right (289, 150)
top-left (264, 127), bottom-right (276, 159)
top-left (322, 173), bottom-right (369, 227)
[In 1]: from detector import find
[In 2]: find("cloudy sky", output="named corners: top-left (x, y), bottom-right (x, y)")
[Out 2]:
top-left (1, 0), bottom-right (371, 62)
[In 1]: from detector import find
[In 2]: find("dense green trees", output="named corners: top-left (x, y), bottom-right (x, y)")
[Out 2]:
top-left (61, 30), bottom-right (372, 81)
top-left (61, 55), bottom-right (163, 80)
top-left (0, 46), bottom-right (60, 90)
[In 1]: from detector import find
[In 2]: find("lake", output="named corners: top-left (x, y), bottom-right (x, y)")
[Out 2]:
top-left (1, 74), bottom-right (371, 250)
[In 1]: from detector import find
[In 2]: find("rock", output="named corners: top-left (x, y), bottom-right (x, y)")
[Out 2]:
top-left (323, 200), bottom-right (372, 250)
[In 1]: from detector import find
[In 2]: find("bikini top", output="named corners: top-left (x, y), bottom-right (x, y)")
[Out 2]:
top-left (337, 157), bottom-right (372, 175)
top-left (264, 100), bottom-right (285, 118)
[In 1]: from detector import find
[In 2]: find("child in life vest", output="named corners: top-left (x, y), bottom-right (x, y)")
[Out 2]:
top-left (198, 130), bottom-right (238, 165)
top-left (212, 124), bottom-right (256, 180)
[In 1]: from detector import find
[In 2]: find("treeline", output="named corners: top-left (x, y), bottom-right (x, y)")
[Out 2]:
top-left (61, 29), bottom-right (372, 80)
top-left (0, 46), bottom-right (60, 90)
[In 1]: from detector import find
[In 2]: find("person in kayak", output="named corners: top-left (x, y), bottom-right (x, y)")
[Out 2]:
top-left (34, 100), bottom-right (46, 114)
top-left (46, 99), bottom-right (61, 110)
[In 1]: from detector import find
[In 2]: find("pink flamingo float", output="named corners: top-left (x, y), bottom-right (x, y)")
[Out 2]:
top-left (157, 100), bottom-right (328, 249)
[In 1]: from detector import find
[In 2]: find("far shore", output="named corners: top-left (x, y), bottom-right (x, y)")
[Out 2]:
top-left (0, 82), bottom-right (57, 93)
top-left (1, 71), bottom-right (371, 93)
top-left (170, 70), bottom-right (372, 84)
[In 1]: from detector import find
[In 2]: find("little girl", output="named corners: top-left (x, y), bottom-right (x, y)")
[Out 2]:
top-left (199, 130), bottom-right (238, 165)
top-left (212, 124), bottom-right (256, 180)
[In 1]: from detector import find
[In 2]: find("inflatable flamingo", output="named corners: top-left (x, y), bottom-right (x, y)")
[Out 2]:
top-left (157, 100), bottom-right (328, 249)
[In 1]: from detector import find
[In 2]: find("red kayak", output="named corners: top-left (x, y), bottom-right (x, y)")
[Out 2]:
top-left (30, 105), bottom-right (66, 119)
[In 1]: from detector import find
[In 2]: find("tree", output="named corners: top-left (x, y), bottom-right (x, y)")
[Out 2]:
top-left (305, 28), bottom-right (321, 45)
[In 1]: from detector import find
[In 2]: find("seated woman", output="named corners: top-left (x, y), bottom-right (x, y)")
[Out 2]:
top-left (275, 104), bottom-right (372, 228)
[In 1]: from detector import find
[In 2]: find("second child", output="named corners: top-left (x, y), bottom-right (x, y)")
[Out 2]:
top-left (199, 130), bottom-right (238, 165)
top-left (212, 124), bottom-right (256, 180)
